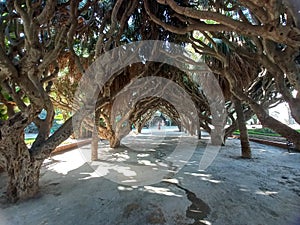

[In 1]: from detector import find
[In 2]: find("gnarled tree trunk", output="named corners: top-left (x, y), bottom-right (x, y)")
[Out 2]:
top-left (6, 156), bottom-right (43, 203)
top-left (4, 137), bottom-right (43, 202)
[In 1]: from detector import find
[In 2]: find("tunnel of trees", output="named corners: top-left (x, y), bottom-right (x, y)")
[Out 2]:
top-left (0, 0), bottom-right (299, 202)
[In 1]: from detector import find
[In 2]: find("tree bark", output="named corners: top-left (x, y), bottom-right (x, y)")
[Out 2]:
top-left (233, 97), bottom-right (251, 158)
top-left (91, 126), bottom-right (99, 161)
top-left (6, 160), bottom-right (42, 203)
top-left (110, 135), bottom-right (120, 148)
top-left (137, 124), bottom-right (143, 134)
top-left (5, 141), bottom-right (43, 202)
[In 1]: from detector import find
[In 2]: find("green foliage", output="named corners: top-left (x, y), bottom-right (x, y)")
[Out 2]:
top-left (0, 104), bottom-right (8, 120)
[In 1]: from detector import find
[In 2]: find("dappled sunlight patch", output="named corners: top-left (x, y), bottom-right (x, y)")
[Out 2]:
top-left (78, 171), bottom-right (100, 180)
top-left (137, 153), bottom-right (150, 157)
top-left (137, 160), bottom-right (157, 166)
top-left (184, 172), bottom-right (222, 183)
top-left (239, 188), bottom-right (250, 192)
top-left (141, 186), bottom-right (183, 197)
top-left (111, 165), bottom-right (137, 177)
top-left (184, 172), bottom-right (211, 177)
top-left (45, 150), bottom-right (86, 175)
top-left (255, 190), bottom-right (279, 196)
top-left (257, 149), bottom-right (267, 153)
top-left (199, 219), bottom-right (212, 225)
top-left (111, 152), bottom-right (130, 162)
top-left (200, 177), bottom-right (222, 184)
top-left (162, 178), bottom-right (180, 184)
top-left (118, 186), bottom-right (133, 191)
top-left (122, 179), bottom-right (138, 183)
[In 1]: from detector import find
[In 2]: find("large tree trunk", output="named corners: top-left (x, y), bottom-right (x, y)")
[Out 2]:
top-left (233, 98), bottom-right (251, 158)
top-left (6, 159), bottom-right (42, 203)
top-left (135, 122), bottom-right (143, 134)
top-left (5, 141), bottom-right (43, 203)
top-left (110, 135), bottom-right (120, 148)
top-left (137, 125), bottom-right (142, 134)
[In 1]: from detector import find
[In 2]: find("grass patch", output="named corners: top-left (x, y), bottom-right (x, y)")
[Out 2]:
top-left (233, 128), bottom-right (300, 137)
top-left (25, 138), bottom-right (36, 145)
top-left (25, 138), bottom-right (72, 146)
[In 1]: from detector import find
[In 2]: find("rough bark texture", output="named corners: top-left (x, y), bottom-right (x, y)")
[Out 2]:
top-left (2, 130), bottom-right (43, 202)
top-left (6, 157), bottom-right (42, 203)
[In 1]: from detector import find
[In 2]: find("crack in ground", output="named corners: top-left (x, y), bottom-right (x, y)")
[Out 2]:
top-left (163, 181), bottom-right (211, 225)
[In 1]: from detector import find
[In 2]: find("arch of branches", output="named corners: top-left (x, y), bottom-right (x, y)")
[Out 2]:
top-left (0, 0), bottom-right (299, 202)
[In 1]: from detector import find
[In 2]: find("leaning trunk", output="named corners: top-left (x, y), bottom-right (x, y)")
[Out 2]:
top-left (249, 101), bottom-right (300, 150)
top-left (289, 97), bottom-right (300, 125)
top-left (233, 97), bottom-right (251, 158)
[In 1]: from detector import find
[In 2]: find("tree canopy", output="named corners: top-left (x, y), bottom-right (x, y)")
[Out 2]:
top-left (0, 0), bottom-right (299, 202)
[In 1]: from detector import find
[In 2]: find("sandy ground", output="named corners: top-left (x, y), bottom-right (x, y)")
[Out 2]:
top-left (1, 127), bottom-right (300, 225)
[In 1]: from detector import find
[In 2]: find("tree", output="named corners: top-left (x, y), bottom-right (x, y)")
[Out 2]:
top-left (1, 0), bottom-right (299, 203)
top-left (0, 0), bottom-right (199, 201)
top-left (0, 0), bottom-right (110, 202)
top-left (146, 0), bottom-right (300, 149)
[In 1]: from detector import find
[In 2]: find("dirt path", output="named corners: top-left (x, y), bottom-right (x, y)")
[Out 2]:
top-left (1, 130), bottom-right (300, 225)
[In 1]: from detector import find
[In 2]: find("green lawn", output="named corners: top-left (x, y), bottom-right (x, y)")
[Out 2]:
top-left (233, 128), bottom-right (300, 137)
top-left (25, 138), bottom-right (72, 146)
top-left (25, 138), bottom-right (36, 145)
